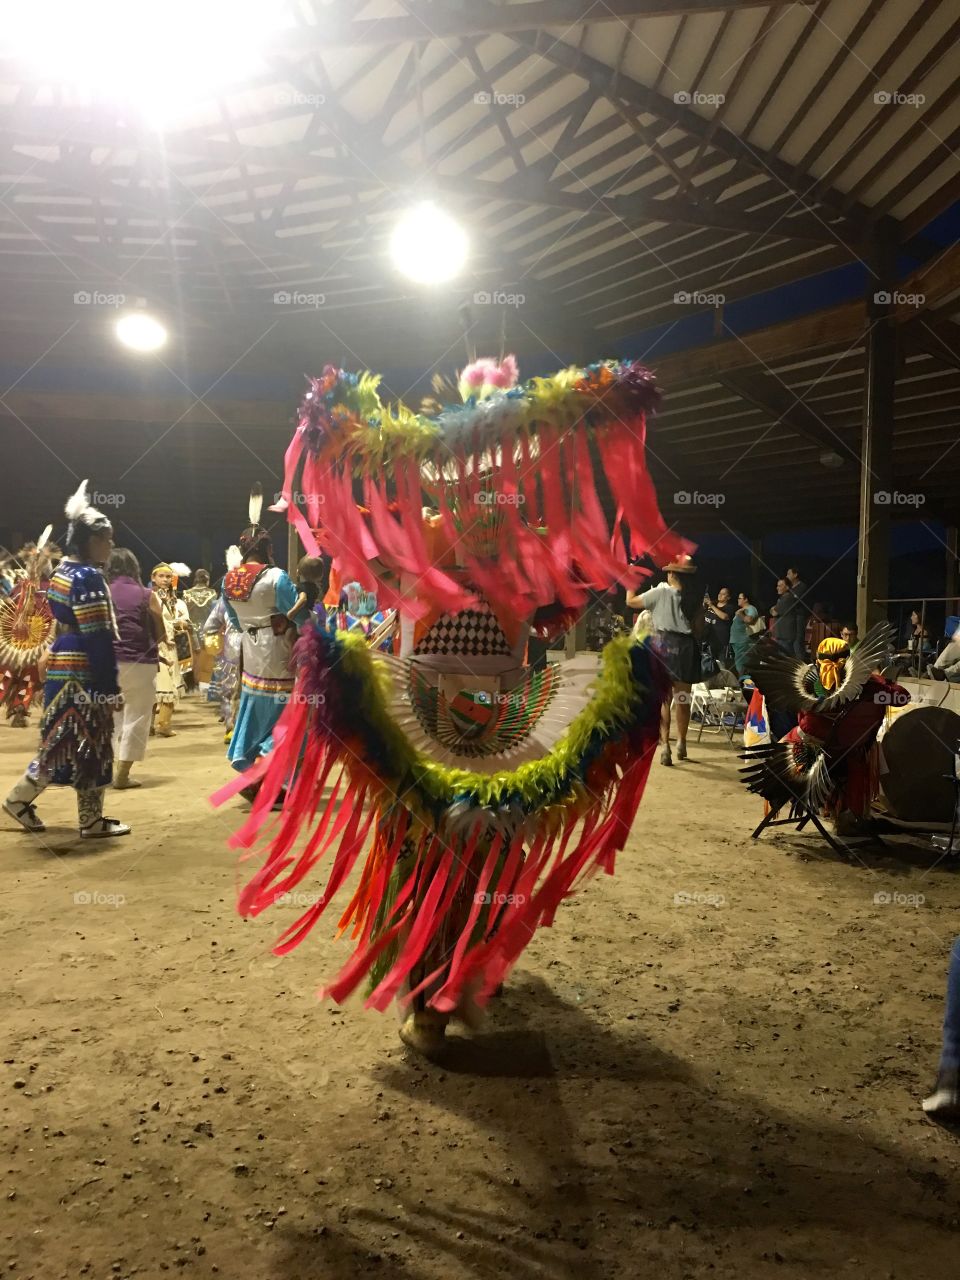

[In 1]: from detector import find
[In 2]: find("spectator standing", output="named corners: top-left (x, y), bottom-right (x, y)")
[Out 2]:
top-left (786, 566), bottom-right (806, 603)
top-left (704, 586), bottom-right (736, 667)
top-left (731, 592), bottom-right (763, 676)
top-left (771, 577), bottom-right (805, 659)
top-left (107, 548), bottom-right (166, 789)
top-left (923, 937), bottom-right (960, 1122)
top-left (626, 559), bottom-right (704, 767)
top-left (786, 567), bottom-right (809, 659)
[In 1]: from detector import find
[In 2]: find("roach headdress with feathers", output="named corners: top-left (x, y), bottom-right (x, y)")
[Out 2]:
top-left (238, 483), bottom-right (272, 560)
top-left (64, 480), bottom-right (112, 551)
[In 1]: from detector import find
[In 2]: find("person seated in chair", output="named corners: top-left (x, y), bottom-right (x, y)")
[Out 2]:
top-left (928, 622), bottom-right (960, 683)
top-left (896, 610), bottom-right (935, 671)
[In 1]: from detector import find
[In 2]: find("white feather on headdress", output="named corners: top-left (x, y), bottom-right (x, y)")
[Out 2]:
top-left (36, 525), bottom-right (53, 552)
top-left (225, 545), bottom-right (242, 570)
top-left (248, 483), bottom-right (263, 527)
top-left (170, 561), bottom-right (191, 578)
top-left (65, 479), bottom-right (92, 523)
top-left (64, 479), bottom-right (109, 532)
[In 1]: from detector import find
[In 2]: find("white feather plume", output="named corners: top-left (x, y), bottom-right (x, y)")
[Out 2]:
top-left (170, 561), bottom-right (191, 578)
top-left (225, 544), bottom-right (242, 570)
top-left (65, 479), bottom-right (91, 521)
top-left (248, 483), bottom-right (263, 527)
top-left (36, 524), bottom-right (53, 552)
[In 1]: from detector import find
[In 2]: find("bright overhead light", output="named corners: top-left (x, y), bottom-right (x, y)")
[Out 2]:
top-left (390, 202), bottom-right (469, 285)
top-left (116, 313), bottom-right (168, 353)
top-left (3, 0), bottom-right (285, 125)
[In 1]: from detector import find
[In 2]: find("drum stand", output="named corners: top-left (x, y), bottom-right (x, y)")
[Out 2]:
top-left (931, 743), bottom-right (960, 857)
top-left (751, 800), bottom-right (884, 859)
top-left (751, 801), bottom-right (847, 858)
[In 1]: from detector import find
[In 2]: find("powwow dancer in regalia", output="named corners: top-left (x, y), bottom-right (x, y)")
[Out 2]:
top-left (151, 563), bottom-right (188, 735)
top-left (203, 547), bottom-right (244, 739)
top-left (214, 358), bottom-right (689, 1055)
top-left (0, 529), bottom-right (59, 728)
top-left (3, 482), bottom-right (129, 838)
top-left (740, 626), bottom-right (907, 837)
top-left (221, 488), bottom-right (306, 794)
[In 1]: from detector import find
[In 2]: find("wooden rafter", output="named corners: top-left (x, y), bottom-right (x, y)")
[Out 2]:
top-left (279, 1), bottom-right (820, 48)
top-left (716, 367), bottom-right (861, 461)
top-left (507, 28), bottom-right (874, 230)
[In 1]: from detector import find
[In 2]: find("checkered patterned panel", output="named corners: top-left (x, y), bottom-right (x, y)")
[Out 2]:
top-left (414, 605), bottom-right (512, 657)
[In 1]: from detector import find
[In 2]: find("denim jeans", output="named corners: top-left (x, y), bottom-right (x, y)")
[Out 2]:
top-left (939, 937), bottom-right (960, 1072)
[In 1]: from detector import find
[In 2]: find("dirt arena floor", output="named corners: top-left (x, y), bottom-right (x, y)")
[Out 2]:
top-left (3, 691), bottom-right (960, 1280)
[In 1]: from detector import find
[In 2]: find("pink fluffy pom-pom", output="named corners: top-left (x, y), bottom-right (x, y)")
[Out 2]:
top-left (498, 354), bottom-right (519, 387)
top-left (462, 362), bottom-right (490, 386)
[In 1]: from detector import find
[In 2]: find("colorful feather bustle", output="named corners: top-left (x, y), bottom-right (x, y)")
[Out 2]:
top-left (276, 360), bottom-right (691, 621)
top-left (213, 628), bottom-right (668, 1012)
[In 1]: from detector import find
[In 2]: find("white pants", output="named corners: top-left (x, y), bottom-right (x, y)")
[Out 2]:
top-left (935, 638), bottom-right (960, 678)
top-left (114, 662), bottom-right (158, 762)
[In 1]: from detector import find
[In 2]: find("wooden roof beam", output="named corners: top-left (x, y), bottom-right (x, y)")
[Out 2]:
top-left (650, 239), bottom-right (960, 385)
top-left (716, 367), bottom-right (861, 463)
top-left (905, 315), bottom-right (960, 375)
top-left (508, 29), bottom-right (872, 240)
top-left (280, 1), bottom-right (819, 48)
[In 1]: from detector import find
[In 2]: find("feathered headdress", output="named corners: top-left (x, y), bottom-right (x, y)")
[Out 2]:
top-left (225, 545), bottom-right (243, 571)
top-left (18, 525), bottom-right (59, 581)
top-left (64, 479), bottom-right (111, 545)
top-left (239, 483), bottom-right (271, 558)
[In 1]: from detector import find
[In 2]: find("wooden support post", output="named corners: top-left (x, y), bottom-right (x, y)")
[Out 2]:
top-left (575, 613), bottom-right (588, 652)
top-left (947, 525), bottom-right (959, 615)
top-left (856, 219), bottom-right (899, 634)
top-left (287, 522), bottom-right (299, 579)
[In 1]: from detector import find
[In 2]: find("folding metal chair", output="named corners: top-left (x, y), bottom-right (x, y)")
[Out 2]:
top-left (694, 685), bottom-right (746, 743)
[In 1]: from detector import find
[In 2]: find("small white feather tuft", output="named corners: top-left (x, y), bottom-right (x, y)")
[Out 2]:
top-left (65, 480), bottom-right (91, 521)
top-left (225, 545), bottom-right (242, 571)
top-left (169, 561), bottom-right (191, 577)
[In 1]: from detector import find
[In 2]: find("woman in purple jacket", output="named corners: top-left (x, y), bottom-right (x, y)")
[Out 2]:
top-left (107, 548), bottom-right (166, 788)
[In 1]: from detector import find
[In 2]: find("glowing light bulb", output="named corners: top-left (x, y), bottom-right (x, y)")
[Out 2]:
top-left (389, 202), bottom-right (469, 284)
top-left (116, 313), bottom-right (168, 352)
top-left (4, 0), bottom-right (285, 125)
